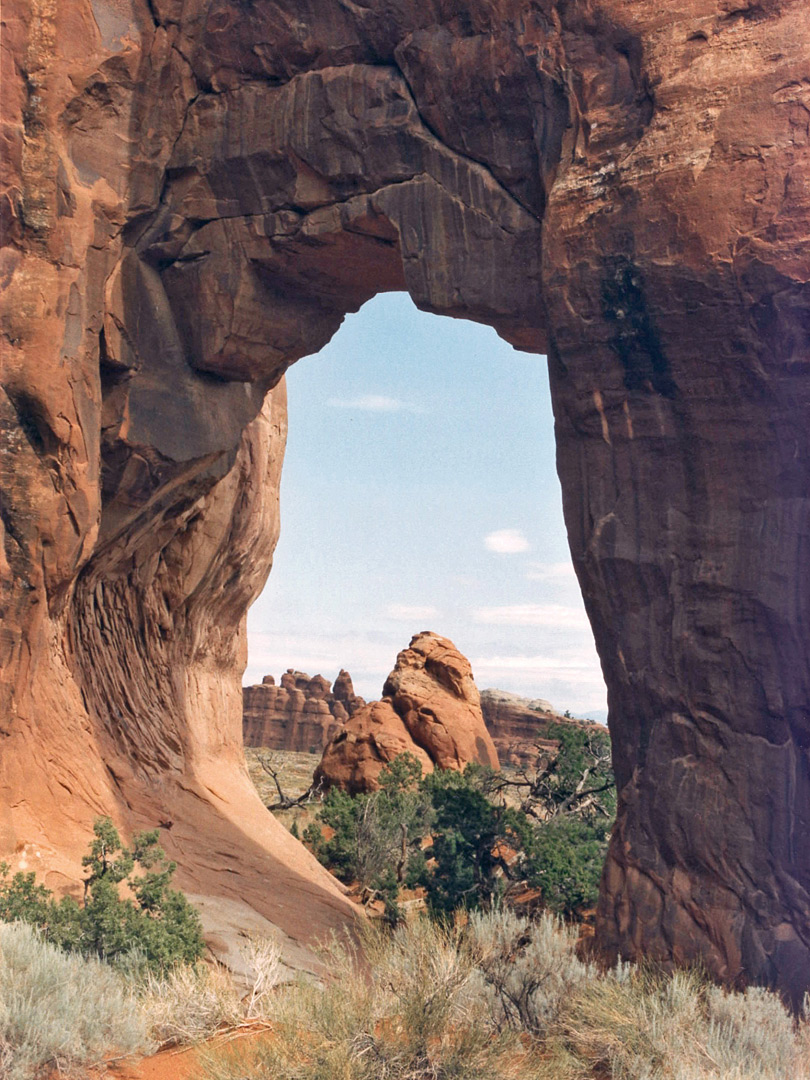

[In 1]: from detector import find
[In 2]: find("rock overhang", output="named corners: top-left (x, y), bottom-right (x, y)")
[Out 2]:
top-left (2, 0), bottom-right (810, 1002)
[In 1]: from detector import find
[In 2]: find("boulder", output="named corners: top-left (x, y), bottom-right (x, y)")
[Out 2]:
top-left (315, 700), bottom-right (434, 796)
top-left (316, 633), bottom-right (498, 793)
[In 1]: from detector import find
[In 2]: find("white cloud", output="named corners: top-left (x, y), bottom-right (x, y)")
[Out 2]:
top-left (484, 529), bottom-right (530, 554)
top-left (385, 604), bottom-right (440, 622)
top-left (472, 603), bottom-right (590, 629)
top-left (326, 394), bottom-right (420, 412)
top-left (470, 650), bottom-right (607, 715)
top-left (525, 561), bottom-right (577, 583)
top-left (472, 652), bottom-right (596, 675)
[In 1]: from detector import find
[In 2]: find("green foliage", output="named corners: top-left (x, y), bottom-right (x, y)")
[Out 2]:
top-left (523, 816), bottom-right (612, 914)
top-left (305, 726), bottom-right (617, 920)
top-left (420, 766), bottom-right (529, 915)
top-left (310, 786), bottom-right (363, 884)
top-left (0, 866), bottom-right (51, 926)
top-left (305, 753), bottom-right (434, 897)
top-left (83, 815), bottom-right (134, 885)
top-left (301, 820), bottom-right (325, 857)
top-left (0, 818), bottom-right (204, 970)
top-left (513, 722), bottom-right (616, 824)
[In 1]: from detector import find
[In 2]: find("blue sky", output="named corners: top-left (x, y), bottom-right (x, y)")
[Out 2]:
top-left (245, 292), bottom-right (607, 719)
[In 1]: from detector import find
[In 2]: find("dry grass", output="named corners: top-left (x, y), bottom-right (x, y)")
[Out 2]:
top-left (4, 908), bottom-right (810, 1080)
top-left (555, 966), bottom-right (810, 1080)
top-left (201, 917), bottom-right (545, 1080)
top-left (0, 920), bottom-right (286, 1079)
top-left (139, 963), bottom-right (243, 1049)
top-left (200, 911), bottom-right (810, 1080)
top-left (139, 933), bottom-right (284, 1049)
top-left (0, 921), bottom-right (153, 1079)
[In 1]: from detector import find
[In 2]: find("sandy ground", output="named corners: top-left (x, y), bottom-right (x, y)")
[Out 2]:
top-left (111, 1044), bottom-right (204, 1080)
top-left (109, 1024), bottom-right (273, 1080)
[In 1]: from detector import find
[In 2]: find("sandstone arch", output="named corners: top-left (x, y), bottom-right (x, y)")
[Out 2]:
top-left (2, 0), bottom-right (809, 997)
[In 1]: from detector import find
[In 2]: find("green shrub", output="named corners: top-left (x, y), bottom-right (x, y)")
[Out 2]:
top-left (306, 786), bottom-right (362, 883)
top-left (305, 729), bottom-right (615, 920)
top-left (420, 766), bottom-right (529, 915)
top-left (523, 815), bottom-right (611, 915)
top-left (305, 753), bottom-right (433, 901)
top-left (0, 817), bottom-right (204, 969)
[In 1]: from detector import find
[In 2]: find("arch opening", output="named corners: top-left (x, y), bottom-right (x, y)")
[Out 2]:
top-left (245, 292), bottom-right (607, 719)
top-left (5, 0), bottom-right (809, 1002)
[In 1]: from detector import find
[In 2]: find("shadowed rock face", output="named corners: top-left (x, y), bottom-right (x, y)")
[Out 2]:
top-left (2, 0), bottom-right (809, 996)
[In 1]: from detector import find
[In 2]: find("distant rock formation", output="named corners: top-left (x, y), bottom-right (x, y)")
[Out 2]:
top-left (479, 689), bottom-right (599, 768)
top-left (315, 633), bottom-right (499, 794)
top-left (243, 668), bottom-right (599, 769)
top-left (243, 669), bottom-right (365, 753)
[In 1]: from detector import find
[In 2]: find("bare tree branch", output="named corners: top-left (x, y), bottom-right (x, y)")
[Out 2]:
top-left (258, 754), bottom-right (322, 810)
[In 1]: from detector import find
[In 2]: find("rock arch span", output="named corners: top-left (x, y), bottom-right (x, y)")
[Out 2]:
top-left (2, 0), bottom-right (809, 997)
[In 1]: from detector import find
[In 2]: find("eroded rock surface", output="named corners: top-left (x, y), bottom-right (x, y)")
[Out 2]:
top-left (243, 674), bottom-right (581, 767)
top-left (243, 669), bottom-right (365, 752)
top-left (315, 632), bottom-right (499, 794)
top-left (2, 0), bottom-right (809, 997)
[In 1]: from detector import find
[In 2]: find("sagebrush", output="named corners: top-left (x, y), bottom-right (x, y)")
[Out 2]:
top-left (202, 910), bottom-right (810, 1080)
top-left (3, 906), bottom-right (808, 1080)
top-left (0, 921), bottom-right (152, 1080)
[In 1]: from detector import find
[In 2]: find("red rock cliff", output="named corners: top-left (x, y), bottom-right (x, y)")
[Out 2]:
top-left (2, 0), bottom-right (809, 999)
top-left (479, 689), bottom-right (601, 768)
top-left (242, 675), bottom-right (584, 767)
top-left (243, 669), bottom-right (365, 752)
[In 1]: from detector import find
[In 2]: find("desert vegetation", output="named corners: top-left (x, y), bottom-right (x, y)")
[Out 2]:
top-left (2, 795), bottom-right (808, 1078)
top-left (2, 868), bottom-right (810, 1077)
top-left (298, 724), bottom-right (616, 923)
top-left (0, 917), bottom-right (283, 1079)
top-left (201, 911), bottom-right (810, 1080)
top-left (0, 817), bottom-right (204, 969)
top-left (0, 921), bottom-right (149, 1079)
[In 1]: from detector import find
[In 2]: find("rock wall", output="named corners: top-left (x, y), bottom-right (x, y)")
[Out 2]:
top-left (242, 675), bottom-right (581, 766)
top-left (315, 632), bottom-right (500, 794)
top-left (2, 0), bottom-right (809, 998)
top-left (243, 669), bottom-right (365, 753)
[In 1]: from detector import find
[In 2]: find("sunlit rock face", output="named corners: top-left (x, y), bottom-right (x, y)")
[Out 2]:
top-left (2, 0), bottom-right (809, 995)
top-left (315, 632), bottom-right (499, 794)
top-left (243, 669), bottom-right (365, 752)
